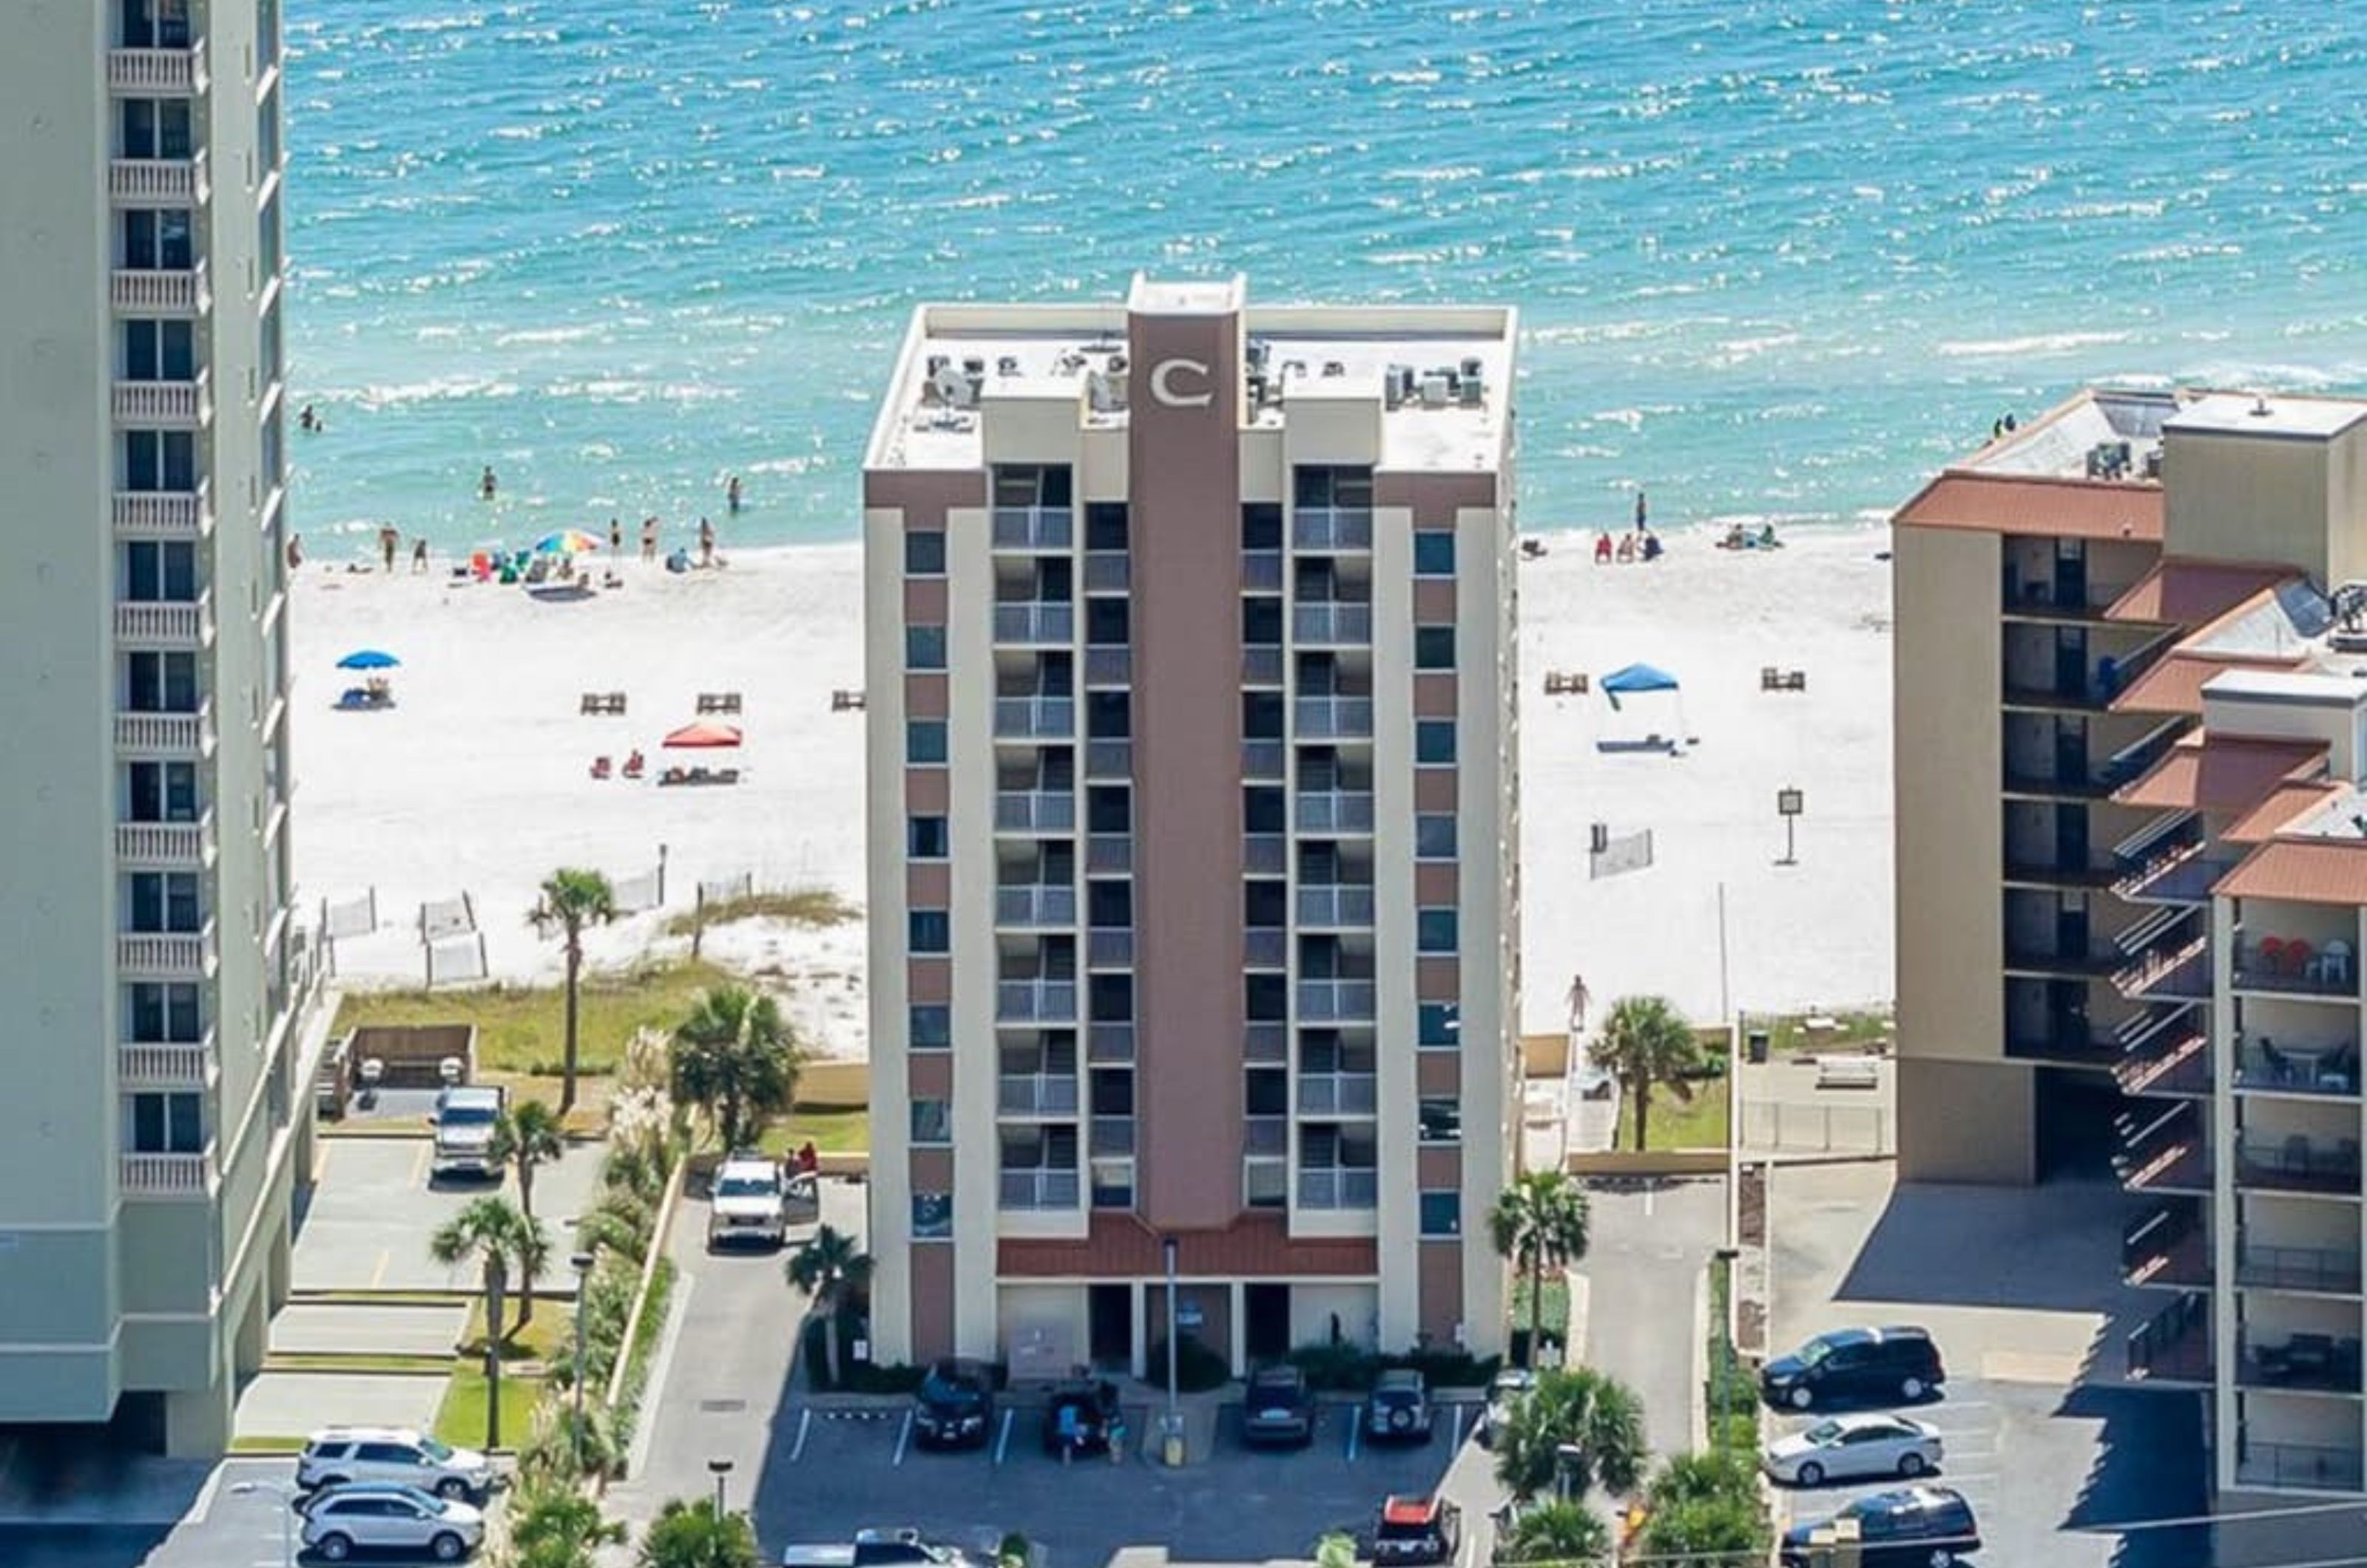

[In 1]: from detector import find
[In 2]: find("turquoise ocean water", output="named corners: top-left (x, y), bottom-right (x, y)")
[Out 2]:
top-left (286, 0), bottom-right (2367, 553)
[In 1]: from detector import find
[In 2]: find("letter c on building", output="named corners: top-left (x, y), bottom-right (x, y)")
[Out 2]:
top-left (1149, 358), bottom-right (1215, 409)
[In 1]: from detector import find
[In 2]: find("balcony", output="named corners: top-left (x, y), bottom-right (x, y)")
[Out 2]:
top-left (1999, 570), bottom-right (2134, 622)
top-left (991, 506), bottom-right (1073, 550)
top-left (121, 1149), bottom-right (211, 1197)
top-left (2232, 942), bottom-right (2359, 1001)
top-left (2002, 940), bottom-right (2123, 980)
top-left (996, 979), bottom-right (1078, 1023)
top-left (113, 482), bottom-right (211, 539)
top-left (2238, 1334), bottom-right (2364, 1396)
top-left (994, 696), bottom-right (1075, 739)
top-left (996, 1073), bottom-right (1080, 1116)
top-left (113, 370), bottom-right (210, 428)
top-left (2124, 1291), bottom-right (2212, 1384)
top-left (1297, 791), bottom-right (1375, 834)
top-left (1084, 551), bottom-right (1128, 592)
top-left (2114, 1026), bottom-right (2211, 1098)
top-left (1297, 1072), bottom-right (1378, 1115)
top-left (996, 884), bottom-right (1078, 928)
top-left (1295, 697), bottom-right (1374, 740)
top-left (2234, 1436), bottom-right (2365, 1493)
top-left (1244, 550), bottom-right (1284, 591)
top-left (996, 791), bottom-right (1076, 834)
top-left (2234, 1040), bottom-right (2360, 1099)
top-left (1244, 834), bottom-right (1286, 875)
top-left (109, 154), bottom-right (200, 205)
top-left (111, 260), bottom-right (207, 315)
top-left (115, 810), bottom-right (216, 866)
top-left (2123, 1205), bottom-right (2209, 1289)
top-left (2113, 936), bottom-right (2212, 1001)
top-left (1084, 646), bottom-right (1130, 686)
top-left (1088, 928), bottom-right (1133, 967)
top-left (1242, 740), bottom-right (1286, 780)
top-left (2235, 1139), bottom-right (2363, 1198)
top-left (2114, 1104), bottom-right (2210, 1194)
top-left (1090, 1117), bottom-right (1135, 1156)
top-left (1087, 834), bottom-right (1131, 873)
top-left (108, 38), bottom-right (206, 93)
top-left (115, 702), bottom-right (215, 755)
top-left (2116, 842), bottom-right (2234, 906)
top-left (1294, 507), bottom-right (1374, 551)
top-left (115, 589), bottom-right (214, 648)
top-left (2238, 1242), bottom-right (2364, 1297)
top-left (119, 1036), bottom-right (213, 1087)
top-left (118, 924), bottom-right (213, 978)
top-left (993, 602), bottom-right (1075, 645)
top-left (1297, 885), bottom-right (1376, 928)
top-left (1088, 1021), bottom-right (1134, 1062)
top-left (2003, 1029), bottom-right (2121, 1070)
top-left (2001, 855), bottom-right (2123, 891)
top-left (999, 1168), bottom-right (1081, 1210)
top-left (1293, 603), bottom-right (1373, 646)
top-left (1297, 1168), bottom-right (1379, 1209)
top-left (1297, 979), bottom-right (1377, 1022)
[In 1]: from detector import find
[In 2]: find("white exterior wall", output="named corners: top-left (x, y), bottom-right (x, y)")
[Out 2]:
top-left (1457, 495), bottom-right (1515, 1355)
top-left (861, 504), bottom-right (914, 1366)
top-left (1368, 504), bottom-right (1421, 1342)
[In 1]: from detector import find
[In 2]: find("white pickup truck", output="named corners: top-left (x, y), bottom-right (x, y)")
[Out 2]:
top-left (781, 1529), bottom-right (990, 1568)
top-left (431, 1085), bottom-right (505, 1177)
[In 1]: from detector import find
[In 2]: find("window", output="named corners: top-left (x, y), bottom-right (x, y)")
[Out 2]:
top-left (908, 815), bottom-right (948, 859)
top-left (1245, 1069), bottom-right (1289, 1116)
top-left (125, 1091), bottom-right (203, 1154)
top-left (126, 871), bottom-right (201, 933)
top-left (1419, 1098), bottom-right (1462, 1143)
top-left (1240, 503), bottom-right (1282, 552)
top-left (121, 320), bottom-right (196, 382)
top-left (125, 982), bottom-right (202, 1043)
top-left (904, 530), bottom-right (946, 575)
top-left (906, 720), bottom-right (948, 765)
top-left (908, 910), bottom-right (950, 953)
top-left (1415, 720), bottom-right (1456, 766)
top-left (124, 541), bottom-right (197, 604)
top-left (121, 208), bottom-right (195, 271)
top-left (121, 429), bottom-right (197, 493)
top-left (1418, 1001), bottom-right (1460, 1048)
top-left (909, 1004), bottom-right (951, 1050)
top-left (1087, 786), bottom-right (1130, 834)
top-left (1419, 1191), bottom-right (1462, 1237)
top-left (1415, 814), bottom-right (1460, 859)
top-left (1085, 502), bottom-right (1129, 552)
top-left (125, 760), bottom-right (200, 822)
top-left (1087, 691), bottom-right (1131, 740)
top-left (1085, 597), bottom-right (1130, 646)
top-left (1414, 532), bottom-right (1456, 576)
top-left (1414, 626), bottom-right (1456, 671)
top-left (911, 1101), bottom-right (951, 1145)
top-left (911, 1192), bottom-right (953, 1240)
top-left (1417, 908), bottom-right (1459, 954)
top-left (905, 624), bottom-right (946, 670)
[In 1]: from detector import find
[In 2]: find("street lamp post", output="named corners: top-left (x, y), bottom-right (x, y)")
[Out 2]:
top-left (1161, 1236), bottom-right (1181, 1464)
top-left (708, 1456), bottom-right (734, 1518)
top-left (230, 1479), bottom-right (298, 1568)
top-left (570, 1249), bottom-right (595, 1470)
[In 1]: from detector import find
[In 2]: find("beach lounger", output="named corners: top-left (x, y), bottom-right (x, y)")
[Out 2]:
top-left (1814, 1055), bottom-right (1881, 1090)
top-left (658, 767), bottom-right (689, 787)
top-left (621, 751), bottom-right (646, 780)
top-left (590, 756), bottom-right (612, 780)
top-left (1542, 671), bottom-right (1588, 696)
top-left (831, 689), bottom-right (866, 712)
top-left (695, 692), bottom-right (744, 715)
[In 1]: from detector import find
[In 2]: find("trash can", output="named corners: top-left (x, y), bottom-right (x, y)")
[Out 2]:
top-left (1746, 1030), bottom-right (1771, 1065)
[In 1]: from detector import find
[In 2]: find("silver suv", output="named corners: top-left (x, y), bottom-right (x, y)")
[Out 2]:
top-left (300, 1483), bottom-right (484, 1562)
top-left (297, 1427), bottom-right (493, 1500)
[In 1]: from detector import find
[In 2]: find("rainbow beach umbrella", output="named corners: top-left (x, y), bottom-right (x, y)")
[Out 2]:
top-left (532, 528), bottom-right (606, 555)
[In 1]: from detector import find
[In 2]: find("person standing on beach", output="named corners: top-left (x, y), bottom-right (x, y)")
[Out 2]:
top-left (479, 465), bottom-right (498, 501)
top-left (609, 517), bottom-right (623, 555)
top-left (698, 516), bottom-right (716, 568)
top-left (1567, 972), bottom-right (1591, 1033)
top-left (1634, 490), bottom-right (1648, 530)
top-left (411, 536), bottom-right (429, 574)
top-left (641, 516), bottom-right (658, 561)
top-left (378, 524), bottom-right (398, 573)
top-left (726, 475), bottom-right (743, 514)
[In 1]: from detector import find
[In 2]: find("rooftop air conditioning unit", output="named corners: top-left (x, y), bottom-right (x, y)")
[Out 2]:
top-left (1419, 373), bottom-right (1451, 408)
top-left (996, 356), bottom-right (1021, 377)
top-left (1321, 360), bottom-right (1346, 378)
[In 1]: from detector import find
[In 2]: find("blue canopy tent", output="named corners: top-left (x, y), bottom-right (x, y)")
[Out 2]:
top-left (1597, 662), bottom-right (1687, 752)
top-left (1599, 662), bottom-right (1679, 709)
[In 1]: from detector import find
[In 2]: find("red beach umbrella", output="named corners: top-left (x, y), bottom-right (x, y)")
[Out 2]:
top-left (663, 721), bottom-right (743, 749)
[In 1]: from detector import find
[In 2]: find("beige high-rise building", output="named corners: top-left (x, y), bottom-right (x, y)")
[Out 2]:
top-left (1895, 388), bottom-right (2367, 1505)
top-left (0, 0), bottom-right (322, 1454)
top-left (860, 277), bottom-right (1519, 1375)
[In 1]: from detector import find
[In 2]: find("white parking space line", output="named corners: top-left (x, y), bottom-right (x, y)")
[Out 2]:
top-left (1451, 1405), bottom-right (1467, 1449)
top-left (993, 1408), bottom-right (1014, 1465)
top-left (1345, 1411), bottom-right (1360, 1461)
top-left (892, 1410), bottom-right (914, 1466)
top-left (790, 1408), bottom-right (811, 1464)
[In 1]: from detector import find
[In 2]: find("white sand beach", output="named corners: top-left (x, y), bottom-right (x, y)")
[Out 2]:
top-left (290, 524), bottom-right (1895, 1055)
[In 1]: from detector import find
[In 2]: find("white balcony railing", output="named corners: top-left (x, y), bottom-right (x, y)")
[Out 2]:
top-left (107, 38), bottom-right (205, 93)
top-left (115, 810), bottom-right (215, 865)
top-left (109, 157), bottom-right (195, 204)
top-left (1298, 1168), bottom-right (1380, 1209)
top-left (1295, 697), bottom-right (1374, 740)
top-left (1297, 885), bottom-right (1377, 928)
top-left (111, 261), bottom-right (204, 314)
top-left (118, 923), bottom-right (212, 977)
top-left (1296, 791), bottom-right (1375, 834)
top-left (1297, 1072), bottom-right (1380, 1115)
top-left (1297, 979), bottom-right (1377, 1021)
top-left (997, 979), bottom-right (1078, 1022)
top-left (112, 369), bottom-right (209, 427)
top-left (996, 791), bottom-right (1077, 833)
top-left (113, 482), bottom-right (210, 538)
top-left (115, 589), bottom-right (212, 646)
top-left (119, 1038), bottom-right (212, 1086)
top-left (997, 1073), bottom-right (1081, 1116)
top-left (1293, 603), bottom-right (1374, 646)
top-left (993, 602), bottom-right (1076, 645)
top-left (999, 1168), bottom-right (1082, 1210)
top-left (115, 700), bottom-right (213, 754)
top-left (121, 1149), bottom-right (210, 1197)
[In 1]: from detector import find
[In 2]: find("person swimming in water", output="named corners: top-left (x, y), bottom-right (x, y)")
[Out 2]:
top-left (479, 465), bottom-right (498, 501)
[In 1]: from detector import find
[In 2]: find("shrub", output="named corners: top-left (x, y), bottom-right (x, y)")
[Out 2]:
top-left (1286, 1340), bottom-right (1377, 1392)
top-left (1144, 1336), bottom-right (1232, 1393)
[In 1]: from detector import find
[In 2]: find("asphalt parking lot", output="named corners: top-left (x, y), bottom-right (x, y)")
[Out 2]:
top-left (292, 1138), bottom-right (605, 1293)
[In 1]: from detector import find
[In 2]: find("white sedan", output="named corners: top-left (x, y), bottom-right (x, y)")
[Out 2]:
top-left (1762, 1413), bottom-right (1942, 1487)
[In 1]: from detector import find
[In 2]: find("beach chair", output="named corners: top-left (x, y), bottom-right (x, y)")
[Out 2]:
top-left (1761, 666), bottom-right (1782, 691)
top-left (2258, 936), bottom-right (2287, 979)
top-left (2286, 939), bottom-right (2315, 981)
top-left (1782, 669), bottom-right (1808, 692)
top-left (580, 692), bottom-right (601, 715)
top-left (659, 766), bottom-right (687, 787)
top-left (716, 768), bottom-right (743, 785)
top-left (590, 755), bottom-right (612, 780)
top-left (831, 688), bottom-right (865, 712)
top-left (621, 751), bottom-right (646, 780)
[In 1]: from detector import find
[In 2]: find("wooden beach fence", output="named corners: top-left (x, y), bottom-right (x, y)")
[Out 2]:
top-left (419, 892), bottom-right (477, 943)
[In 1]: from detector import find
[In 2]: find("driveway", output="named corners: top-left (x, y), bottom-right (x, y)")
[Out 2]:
top-left (1576, 1177), bottom-right (1727, 1461)
top-left (292, 1138), bottom-right (604, 1294)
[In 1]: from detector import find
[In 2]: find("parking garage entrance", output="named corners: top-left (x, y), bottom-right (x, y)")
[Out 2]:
top-left (1088, 1283), bottom-right (1131, 1369)
top-left (1245, 1283), bottom-right (1291, 1363)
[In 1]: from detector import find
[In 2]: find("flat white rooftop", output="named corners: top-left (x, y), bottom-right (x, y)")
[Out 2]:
top-left (2167, 391), bottom-right (2367, 440)
top-left (1965, 388), bottom-right (2182, 483)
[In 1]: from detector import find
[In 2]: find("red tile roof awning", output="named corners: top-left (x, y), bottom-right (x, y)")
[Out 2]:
top-left (2224, 783), bottom-right (2346, 845)
top-left (2110, 654), bottom-right (2306, 717)
top-left (2105, 559), bottom-right (2302, 627)
top-left (1893, 473), bottom-right (2164, 541)
top-left (998, 1213), bottom-right (1378, 1278)
top-left (2217, 839), bottom-right (2367, 905)
top-left (2113, 737), bottom-right (2327, 812)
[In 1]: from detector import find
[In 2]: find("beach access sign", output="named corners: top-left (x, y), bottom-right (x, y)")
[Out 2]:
top-left (1149, 357), bottom-right (1214, 408)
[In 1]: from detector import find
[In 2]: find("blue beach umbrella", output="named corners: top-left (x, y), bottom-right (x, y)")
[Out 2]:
top-left (337, 649), bottom-right (401, 670)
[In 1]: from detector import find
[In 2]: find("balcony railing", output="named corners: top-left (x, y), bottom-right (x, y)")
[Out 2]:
top-left (108, 39), bottom-right (205, 93)
top-left (115, 589), bottom-right (213, 646)
top-left (119, 1037), bottom-right (213, 1086)
top-left (1243, 833), bottom-right (1286, 875)
top-left (1296, 696), bottom-right (1374, 740)
top-left (115, 810), bottom-right (215, 865)
top-left (109, 157), bottom-right (196, 204)
top-left (2113, 936), bottom-right (2212, 1001)
top-left (996, 884), bottom-right (1078, 927)
top-left (1090, 1116), bottom-right (1135, 1156)
top-left (2115, 1104), bottom-right (2210, 1194)
top-left (1087, 929), bottom-right (1133, 968)
top-left (1293, 603), bottom-right (1373, 646)
top-left (2123, 1204), bottom-right (2209, 1289)
top-left (111, 259), bottom-right (207, 314)
top-left (2124, 1290), bottom-right (2212, 1383)
top-left (1298, 979), bottom-right (1377, 1022)
top-left (112, 369), bottom-right (209, 428)
top-left (990, 506), bottom-right (1073, 550)
top-left (993, 602), bottom-right (1075, 645)
top-left (997, 1073), bottom-right (1080, 1116)
top-left (113, 482), bottom-right (210, 538)
top-left (118, 923), bottom-right (212, 977)
top-left (999, 1169), bottom-right (1081, 1210)
top-left (2238, 1242), bottom-right (2364, 1296)
top-left (1297, 791), bottom-right (1375, 834)
top-left (1084, 646), bottom-right (1130, 686)
top-left (996, 979), bottom-right (1078, 1022)
top-left (2115, 839), bottom-right (2232, 905)
top-left (1297, 885), bottom-right (1376, 927)
top-left (2235, 1437), bottom-right (2366, 1493)
top-left (2003, 941), bottom-right (2123, 979)
top-left (1297, 1072), bottom-right (1378, 1115)
top-left (115, 701), bottom-right (214, 754)
top-left (2238, 1333), bottom-right (2364, 1394)
top-left (1294, 507), bottom-right (1374, 550)
top-left (1245, 1115), bottom-right (1289, 1156)
top-left (1087, 834), bottom-right (1131, 873)
top-left (2114, 1027), bottom-right (2211, 1098)
top-left (1086, 740), bottom-right (1131, 779)
top-left (996, 791), bottom-right (1076, 833)
top-left (2234, 1040), bottom-right (2360, 1098)
top-left (1297, 1168), bottom-right (1380, 1209)
top-left (2235, 1139), bottom-right (2363, 1197)
top-left (994, 696), bottom-right (1075, 738)
top-left (121, 1149), bottom-right (210, 1197)
top-left (1084, 551), bottom-right (1128, 592)
top-left (2232, 942), bottom-right (2360, 1000)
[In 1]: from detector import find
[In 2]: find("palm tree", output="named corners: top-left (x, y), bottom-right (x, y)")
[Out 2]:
top-left (1493, 1365), bottom-right (1647, 1502)
top-left (530, 868), bottom-right (618, 1115)
top-left (1595, 994), bottom-right (1703, 1152)
top-left (1498, 1500), bottom-right (1613, 1565)
top-left (636, 1496), bottom-right (760, 1568)
top-left (786, 1224), bottom-right (874, 1388)
top-left (428, 1196), bottom-right (546, 1447)
top-left (1488, 1169), bottom-right (1590, 1368)
top-left (491, 1099), bottom-right (568, 1223)
top-left (509, 1484), bottom-right (627, 1568)
top-left (670, 986), bottom-right (799, 1153)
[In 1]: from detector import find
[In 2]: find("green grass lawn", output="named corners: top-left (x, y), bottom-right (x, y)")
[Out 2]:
top-left (1760, 1007), bottom-right (1893, 1056)
top-left (760, 1106), bottom-right (871, 1156)
top-left (662, 888), bottom-right (859, 939)
top-left (433, 1363), bottom-right (544, 1450)
top-left (1613, 1071), bottom-right (1732, 1152)
top-left (458, 1300), bottom-right (571, 1365)
top-left (333, 958), bottom-right (737, 1077)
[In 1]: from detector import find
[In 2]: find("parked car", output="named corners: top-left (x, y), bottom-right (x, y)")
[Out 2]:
top-left (300, 1483), bottom-right (484, 1562)
top-left (1372, 1494), bottom-right (1462, 1565)
top-left (708, 1152), bottom-right (789, 1249)
top-left (297, 1427), bottom-right (494, 1500)
top-left (1762, 1412), bottom-right (1943, 1487)
top-left (1041, 1376), bottom-right (1125, 1457)
top-left (1760, 1325), bottom-right (1945, 1411)
top-left (1779, 1486), bottom-right (1979, 1567)
top-left (910, 1358), bottom-right (996, 1450)
top-left (1240, 1365), bottom-right (1315, 1447)
top-left (782, 1527), bottom-right (993, 1568)
top-left (1363, 1368), bottom-right (1434, 1442)
top-left (1478, 1368), bottom-right (1533, 1447)
top-left (430, 1085), bottom-right (504, 1178)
